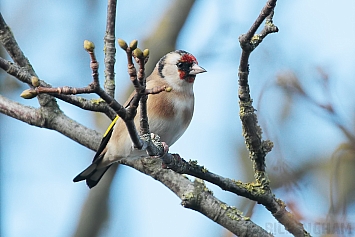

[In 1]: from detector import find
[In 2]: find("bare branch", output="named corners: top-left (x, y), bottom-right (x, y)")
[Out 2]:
top-left (0, 95), bottom-right (100, 151)
top-left (119, 156), bottom-right (273, 237)
top-left (161, 154), bottom-right (266, 199)
top-left (161, 153), bottom-right (310, 236)
top-left (0, 13), bottom-right (58, 109)
top-left (73, 4), bottom-right (117, 236)
top-left (239, 1), bottom-right (278, 46)
top-left (0, 57), bottom-right (116, 119)
top-left (238, 0), bottom-right (278, 185)
top-left (237, 1), bottom-right (311, 236)
top-left (0, 94), bottom-right (44, 126)
top-left (0, 14), bottom-right (104, 152)
top-left (103, 0), bottom-right (117, 98)
top-left (0, 13), bottom-right (35, 72)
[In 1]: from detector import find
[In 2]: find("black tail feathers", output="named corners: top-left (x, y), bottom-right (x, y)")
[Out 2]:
top-left (73, 160), bottom-right (111, 189)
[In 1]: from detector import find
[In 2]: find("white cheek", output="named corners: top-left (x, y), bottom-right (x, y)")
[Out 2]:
top-left (162, 64), bottom-right (179, 78)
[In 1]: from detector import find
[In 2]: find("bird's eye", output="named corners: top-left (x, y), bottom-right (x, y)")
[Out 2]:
top-left (177, 62), bottom-right (192, 71)
top-left (177, 62), bottom-right (183, 68)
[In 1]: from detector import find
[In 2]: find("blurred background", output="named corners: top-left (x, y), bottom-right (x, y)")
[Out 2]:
top-left (1, 0), bottom-right (355, 236)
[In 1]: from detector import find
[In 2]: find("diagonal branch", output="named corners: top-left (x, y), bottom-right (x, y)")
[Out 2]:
top-left (0, 13), bottom-right (34, 72)
top-left (0, 13), bottom-right (56, 109)
top-left (0, 95), bottom-right (100, 151)
top-left (160, 151), bottom-right (312, 237)
top-left (119, 156), bottom-right (273, 237)
top-left (161, 154), bottom-right (271, 200)
top-left (0, 13), bottom-right (105, 152)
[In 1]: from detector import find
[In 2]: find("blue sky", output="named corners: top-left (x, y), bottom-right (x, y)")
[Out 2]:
top-left (1, 1), bottom-right (355, 236)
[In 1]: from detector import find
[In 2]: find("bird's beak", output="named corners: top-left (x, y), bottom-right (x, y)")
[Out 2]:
top-left (189, 64), bottom-right (207, 75)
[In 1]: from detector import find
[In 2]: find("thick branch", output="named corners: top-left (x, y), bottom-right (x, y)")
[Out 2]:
top-left (162, 154), bottom-right (267, 199)
top-left (161, 153), bottom-right (309, 236)
top-left (0, 95), bottom-right (100, 151)
top-left (119, 156), bottom-right (272, 237)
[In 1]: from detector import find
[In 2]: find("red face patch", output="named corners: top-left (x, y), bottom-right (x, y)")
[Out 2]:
top-left (178, 53), bottom-right (197, 83)
top-left (180, 53), bottom-right (197, 64)
top-left (178, 70), bottom-right (196, 83)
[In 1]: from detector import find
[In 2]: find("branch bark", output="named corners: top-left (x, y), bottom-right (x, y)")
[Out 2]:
top-left (236, 1), bottom-right (310, 236)
top-left (0, 56), bottom-right (116, 119)
top-left (119, 156), bottom-right (273, 237)
top-left (0, 95), bottom-right (100, 151)
top-left (103, 0), bottom-right (117, 98)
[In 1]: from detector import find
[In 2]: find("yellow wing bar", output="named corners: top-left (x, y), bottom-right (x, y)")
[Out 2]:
top-left (103, 115), bottom-right (119, 137)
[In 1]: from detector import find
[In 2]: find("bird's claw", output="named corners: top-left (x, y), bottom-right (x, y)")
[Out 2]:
top-left (161, 142), bottom-right (169, 153)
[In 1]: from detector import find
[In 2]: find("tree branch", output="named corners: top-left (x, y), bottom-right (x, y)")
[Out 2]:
top-left (0, 12), bottom-right (56, 109)
top-left (103, 0), bottom-right (117, 98)
top-left (238, 0), bottom-right (277, 186)
top-left (72, 164), bottom-right (119, 237)
top-left (0, 56), bottom-right (116, 119)
top-left (119, 156), bottom-right (273, 237)
top-left (0, 13), bottom-right (34, 71)
top-left (73, 3), bottom-right (118, 236)
top-left (0, 13), bottom-right (103, 151)
top-left (0, 95), bottom-right (100, 151)
top-left (236, 1), bottom-right (310, 236)
top-left (161, 153), bottom-right (310, 236)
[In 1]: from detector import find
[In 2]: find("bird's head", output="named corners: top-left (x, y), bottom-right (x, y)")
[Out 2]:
top-left (157, 50), bottom-right (206, 90)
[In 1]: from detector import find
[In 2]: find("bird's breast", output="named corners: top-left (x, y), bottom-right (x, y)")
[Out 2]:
top-left (144, 91), bottom-right (194, 146)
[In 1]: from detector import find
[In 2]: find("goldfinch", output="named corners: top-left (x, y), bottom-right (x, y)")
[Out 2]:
top-left (73, 50), bottom-right (206, 188)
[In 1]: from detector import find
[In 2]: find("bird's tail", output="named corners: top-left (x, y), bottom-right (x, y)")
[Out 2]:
top-left (73, 154), bottom-right (112, 189)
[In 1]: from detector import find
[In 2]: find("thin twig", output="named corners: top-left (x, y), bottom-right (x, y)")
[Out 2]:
top-left (238, 0), bottom-right (277, 185)
top-left (0, 56), bottom-right (116, 119)
top-left (135, 51), bottom-right (149, 135)
top-left (240, 0), bottom-right (277, 44)
top-left (103, 0), bottom-right (117, 97)
top-left (0, 13), bottom-right (35, 72)
top-left (0, 13), bottom-right (56, 108)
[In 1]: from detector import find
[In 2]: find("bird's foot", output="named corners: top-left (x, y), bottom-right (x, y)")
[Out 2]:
top-left (161, 141), bottom-right (169, 153)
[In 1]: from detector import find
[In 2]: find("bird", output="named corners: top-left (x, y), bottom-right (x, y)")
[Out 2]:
top-left (73, 50), bottom-right (206, 188)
